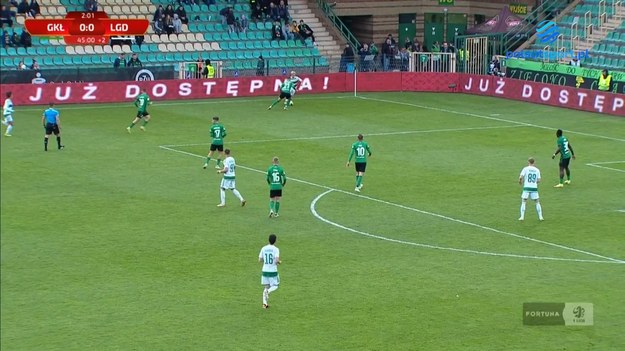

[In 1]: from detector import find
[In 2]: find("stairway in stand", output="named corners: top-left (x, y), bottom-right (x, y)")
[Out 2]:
top-left (288, 0), bottom-right (342, 71)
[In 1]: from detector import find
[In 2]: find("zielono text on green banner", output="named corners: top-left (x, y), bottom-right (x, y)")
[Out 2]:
top-left (504, 59), bottom-right (625, 93)
top-left (523, 303), bottom-right (593, 326)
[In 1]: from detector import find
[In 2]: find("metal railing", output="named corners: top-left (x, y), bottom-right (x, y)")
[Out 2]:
top-left (316, 0), bottom-right (360, 52)
top-left (503, 0), bottom-right (570, 52)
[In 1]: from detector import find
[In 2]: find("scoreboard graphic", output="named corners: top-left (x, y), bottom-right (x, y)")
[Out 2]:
top-left (24, 12), bottom-right (149, 45)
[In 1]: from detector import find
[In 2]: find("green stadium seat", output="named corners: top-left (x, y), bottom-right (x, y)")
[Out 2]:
top-left (183, 53), bottom-right (194, 61)
top-left (277, 50), bottom-right (287, 58)
top-left (92, 55), bottom-right (102, 64)
top-left (279, 40), bottom-right (287, 48)
top-left (209, 5), bottom-right (218, 12)
top-left (2, 58), bottom-right (12, 67)
top-left (206, 23), bottom-right (215, 31)
top-left (245, 41), bottom-right (254, 49)
top-left (42, 56), bottom-right (53, 65)
top-left (205, 33), bottom-right (214, 41)
top-left (271, 41), bottom-right (280, 48)
top-left (208, 52), bottom-right (219, 61)
top-left (189, 23), bottom-right (198, 32)
top-left (244, 51), bottom-right (255, 59)
top-left (56, 47), bottom-right (65, 54)
top-left (53, 56), bottom-right (63, 66)
top-left (253, 41), bottom-right (263, 49)
top-left (227, 51), bottom-right (236, 60)
top-left (236, 41), bottom-right (245, 50)
top-left (16, 47), bottom-right (26, 55)
top-left (243, 60), bottom-right (253, 70)
top-left (73, 56), bottom-right (83, 65)
top-left (215, 24), bottom-right (225, 32)
top-left (217, 51), bottom-right (227, 60)
top-left (63, 56), bottom-right (73, 65)
top-left (620, 46), bottom-right (625, 54)
top-left (229, 32), bottom-right (239, 40)
top-left (249, 23), bottom-right (257, 31)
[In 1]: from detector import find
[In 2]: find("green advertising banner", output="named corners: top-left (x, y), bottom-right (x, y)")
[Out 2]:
top-left (438, 0), bottom-right (455, 6)
top-left (505, 59), bottom-right (625, 94)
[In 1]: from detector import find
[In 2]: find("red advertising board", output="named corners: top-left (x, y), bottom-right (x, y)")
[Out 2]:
top-left (459, 74), bottom-right (625, 117)
top-left (1, 72), bottom-right (623, 117)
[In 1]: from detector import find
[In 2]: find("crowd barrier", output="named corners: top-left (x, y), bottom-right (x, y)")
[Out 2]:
top-left (0, 72), bottom-right (623, 117)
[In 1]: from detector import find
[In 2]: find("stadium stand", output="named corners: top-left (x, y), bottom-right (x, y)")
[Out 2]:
top-left (0, 0), bottom-right (334, 74)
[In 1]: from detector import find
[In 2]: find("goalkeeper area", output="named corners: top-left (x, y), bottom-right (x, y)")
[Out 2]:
top-left (2, 92), bottom-right (624, 350)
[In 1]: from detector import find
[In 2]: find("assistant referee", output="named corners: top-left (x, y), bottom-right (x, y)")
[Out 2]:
top-left (42, 102), bottom-right (64, 151)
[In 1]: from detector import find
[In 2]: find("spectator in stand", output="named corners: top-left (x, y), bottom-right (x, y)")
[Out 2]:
top-left (256, 55), bottom-right (265, 76)
top-left (172, 14), bottom-right (182, 34)
top-left (196, 56), bottom-right (203, 79)
top-left (17, 0), bottom-right (29, 16)
top-left (271, 20), bottom-right (283, 40)
top-left (226, 10), bottom-right (235, 33)
top-left (261, 0), bottom-right (270, 19)
top-left (488, 55), bottom-right (502, 76)
top-left (29, 0), bottom-right (40, 17)
top-left (239, 14), bottom-right (248, 33)
top-left (381, 37), bottom-right (394, 71)
top-left (153, 4), bottom-right (164, 22)
top-left (84, 0), bottom-right (97, 12)
top-left (399, 47), bottom-right (409, 71)
top-left (127, 53), bottom-right (142, 67)
top-left (1, 30), bottom-right (9, 47)
top-left (164, 4), bottom-right (175, 18)
top-left (164, 14), bottom-right (174, 37)
top-left (10, 31), bottom-right (19, 46)
top-left (277, 0), bottom-right (289, 23)
top-left (359, 43), bottom-right (370, 72)
top-left (1, 5), bottom-right (15, 27)
top-left (268, 2), bottom-right (279, 22)
top-left (288, 20), bottom-right (299, 40)
top-left (153, 14), bottom-right (164, 36)
top-left (113, 53), bottom-right (126, 68)
top-left (298, 19), bottom-right (314, 45)
top-left (175, 5), bottom-right (188, 25)
top-left (570, 57), bottom-right (580, 67)
top-left (20, 29), bottom-right (31, 47)
top-left (219, 6), bottom-right (231, 25)
top-left (339, 43), bottom-right (354, 72)
top-left (30, 58), bottom-right (40, 70)
top-left (251, 3), bottom-right (263, 22)
top-left (135, 35), bottom-right (144, 48)
top-left (202, 0), bottom-right (216, 5)
top-left (17, 60), bottom-right (25, 69)
top-left (404, 37), bottom-right (411, 50)
top-left (410, 37), bottom-right (421, 52)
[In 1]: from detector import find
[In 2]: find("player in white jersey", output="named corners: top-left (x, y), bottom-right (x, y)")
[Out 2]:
top-left (259, 234), bottom-right (281, 309)
top-left (518, 157), bottom-right (544, 221)
top-left (287, 71), bottom-right (302, 106)
top-left (2, 91), bottom-right (15, 136)
top-left (216, 148), bottom-right (246, 207)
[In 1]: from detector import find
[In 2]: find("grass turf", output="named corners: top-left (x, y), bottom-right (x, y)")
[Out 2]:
top-left (1, 92), bottom-right (624, 350)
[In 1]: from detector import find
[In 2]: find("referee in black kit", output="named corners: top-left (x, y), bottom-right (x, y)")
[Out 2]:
top-left (42, 102), bottom-right (64, 151)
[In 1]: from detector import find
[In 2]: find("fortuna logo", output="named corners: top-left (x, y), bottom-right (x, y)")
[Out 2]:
top-left (536, 20), bottom-right (560, 44)
top-left (525, 311), bottom-right (561, 317)
top-left (573, 306), bottom-right (585, 318)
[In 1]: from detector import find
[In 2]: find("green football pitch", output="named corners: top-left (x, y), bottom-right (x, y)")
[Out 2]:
top-left (1, 92), bottom-right (624, 350)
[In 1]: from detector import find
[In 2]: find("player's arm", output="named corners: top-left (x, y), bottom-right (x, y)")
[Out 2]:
top-left (41, 113), bottom-right (45, 127)
top-left (367, 145), bottom-right (372, 156)
top-left (282, 172), bottom-right (287, 186)
top-left (217, 166), bottom-right (229, 174)
top-left (568, 143), bottom-right (576, 159)
top-left (222, 127), bottom-right (226, 138)
top-left (266, 171), bottom-right (272, 184)
top-left (56, 115), bottom-right (61, 130)
top-left (346, 147), bottom-right (355, 166)
top-left (552, 147), bottom-right (561, 159)
top-left (518, 173), bottom-right (524, 186)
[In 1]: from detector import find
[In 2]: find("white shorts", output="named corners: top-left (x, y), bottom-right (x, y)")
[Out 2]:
top-left (220, 178), bottom-right (236, 190)
top-left (4, 115), bottom-right (13, 123)
top-left (261, 274), bottom-right (280, 286)
top-left (290, 88), bottom-right (296, 96)
top-left (521, 191), bottom-right (539, 200)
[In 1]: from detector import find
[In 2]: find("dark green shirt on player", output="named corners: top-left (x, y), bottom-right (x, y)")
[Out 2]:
top-left (135, 93), bottom-right (150, 113)
top-left (280, 81), bottom-right (294, 94)
top-left (210, 124), bottom-right (226, 145)
top-left (557, 135), bottom-right (572, 159)
top-left (348, 141), bottom-right (372, 163)
top-left (267, 165), bottom-right (287, 190)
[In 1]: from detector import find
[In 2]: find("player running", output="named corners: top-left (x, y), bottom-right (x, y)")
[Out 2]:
top-left (267, 79), bottom-right (295, 110)
top-left (259, 234), bottom-right (281, 309)
top-left (127, 88), bottom-right (152, 133)
top-left (287, 71), bottom-right (302, 106)
top-left (346, 134), bottom-right (372, 192)
top-left (203, 116), bottom-right (227, 169)
top-left (2, 91), bottom-right (15, 137)
top-left (551, 129), bottom-right (576, 188)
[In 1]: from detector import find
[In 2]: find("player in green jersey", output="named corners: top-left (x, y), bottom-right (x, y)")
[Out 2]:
top-left (267, 156), bottom-right (287, 218)
top-left (267, 79), bottom-right (294, 110)
top-left (203, 116), bottom-right (227, 169)
top-left (346, 134), bottom-right (372, 192)
top-left (551, 129), bottom-right (576, 188)
top-left (127, 88), bottom-right (152, 133)
top-left (287, 71), bottom-right (302, 106)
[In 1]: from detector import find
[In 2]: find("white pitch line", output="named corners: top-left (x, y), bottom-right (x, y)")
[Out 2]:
top-left (617, 210), bottom-right (625, 213)
top-left (310, 190), bottom-right (620, 264)
top-left (587, 161), bottom-right (625, 165)
top-left (160, 125), bottom-right (524, 148)
top-left (586, 163), bottom-right (625, 173)
top-left (159, 145), bottom-right (625, 264)
top-left (357, 96), bottom-right (625, 143)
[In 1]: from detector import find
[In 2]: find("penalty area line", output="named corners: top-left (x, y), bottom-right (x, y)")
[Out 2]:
top-left (159, 145), bottom-right (625, 264)
top-left (310, 190), bottom-right (622, 264)
top-left (586, 162), bottom-right (625, 173)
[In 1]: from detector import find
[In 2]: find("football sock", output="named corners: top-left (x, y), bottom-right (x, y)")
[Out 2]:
top-left (268, 286), bottom-right (279, 294)
top-left (520, 201), bottom-right (526, 218)
top-left (6, 125), bottom-right (13, 134)
top-left (233, 189), bottom-right (243, 201)
top-left (536, 203), bottom-right (543, 218)
top-left (128, 122), bottom-right (136, 128)
top-left (216, 159), bottom-right (221, 166)
top-left (56, 136), bottom-right (61, 148)
top-left (205, 157), bottom-right (211, 165)
top-left (275, 201), bottom-right (280, 213)
top-left (356, 175), bottom-right (362, 187)
top-left (565, 169), bottom-right (571, 180)
top-left (269, 200), bottom-right (275, 212)
top-left (44, 137), bottom-right (49, 151)
top-left (269, 99), bottom-right (280, 108)
top-left (559, 177), bottom-right (564, 184)
top-left (263, 288), bottom-right (268, 304)
top-left (220, 189), bottom-right (226, 204)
